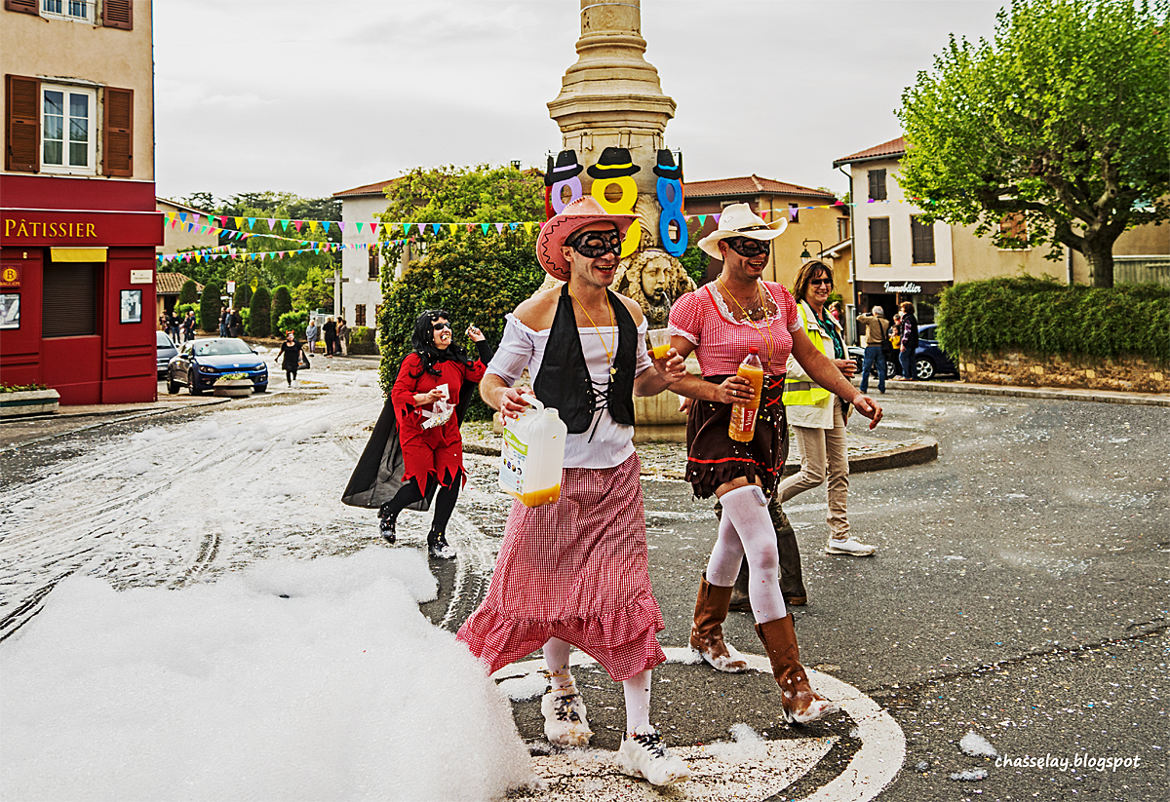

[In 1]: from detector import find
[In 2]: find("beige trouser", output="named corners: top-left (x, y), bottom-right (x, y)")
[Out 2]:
top-left (779, 402), bottom-right (850, 539)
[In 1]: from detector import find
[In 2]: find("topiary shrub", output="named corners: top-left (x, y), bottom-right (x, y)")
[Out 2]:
top-left (277, 308), bottom-right (308, 339)
top-left (199, 281), bottom-right (222, 332)
top-left (271, 285), bottom-right (293, 326)
top-left (936, 277), bottom-right (1170, 363)
top-left (179, 279), bottom-right (198, 305)
top-left (378, 230), bottom-right (544, 420)
top-left (233, 282), bottom-right (252, 311)
top-left (249, 285), bottom-right (272, 337)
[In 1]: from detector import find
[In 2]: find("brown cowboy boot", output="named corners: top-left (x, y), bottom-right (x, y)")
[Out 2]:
top-left (726, 498), bottom-right (807, 610)
top-left (690, 574), bottom-right (748, 673)
top-left (754, 614), bottom-right (837, 723)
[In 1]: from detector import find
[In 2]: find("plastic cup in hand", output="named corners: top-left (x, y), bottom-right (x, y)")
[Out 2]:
top-left (648, 328), bottom-right (671, 360)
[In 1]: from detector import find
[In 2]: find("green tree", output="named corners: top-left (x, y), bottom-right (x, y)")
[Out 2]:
top-left (178, 279), bottom-right (198, 305)
top-left (199, 281), bottom-right (222, 332)
top-left (249, 286), bottom-right (272, 337)
top-left (271, 285), bottom-right (293, 326)
top-left (896, 0), bottom-right (1169, 287)
top-left (233, 282), bottom-right (253, 310)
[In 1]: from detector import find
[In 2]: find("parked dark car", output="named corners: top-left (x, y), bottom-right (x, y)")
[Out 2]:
top-left (156, 331), bottom-right (179, 377)
top-left (850, 324), bottom-right (958, 382)
top-left (166, 338), bottom-right (268, 395)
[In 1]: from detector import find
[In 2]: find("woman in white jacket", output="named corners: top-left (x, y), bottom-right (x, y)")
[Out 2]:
top-left (779, 261), bottom-right (877, 557)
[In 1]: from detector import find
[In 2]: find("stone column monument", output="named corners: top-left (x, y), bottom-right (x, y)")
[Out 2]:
top-left (547, 0), bottom-right (677, 244)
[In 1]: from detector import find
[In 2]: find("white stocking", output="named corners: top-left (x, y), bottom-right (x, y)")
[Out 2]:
top-left (705, 507), bottom-right (745, 587)
top-left (542, 638), bottom-right (575, 690)
top-left (718, 484), bottom-right (787, 623)
top-left (622, 670), bottom-right (652, 734)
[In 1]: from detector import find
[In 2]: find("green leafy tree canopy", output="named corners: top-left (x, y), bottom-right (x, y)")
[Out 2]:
top-left (896, 0), bottom-right (1170, 287)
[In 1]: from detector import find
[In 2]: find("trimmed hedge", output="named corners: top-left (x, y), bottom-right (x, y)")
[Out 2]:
top-left (249, 285), bottom-right (272, 337)
top-left (936, 277), bottom-right (1170, 363)
top-left (272, 285), bottom-right (293, 326)
top-left (199, 281), bottom-right (221, 332)
top-left (277, 309), bottom-right (308, 339)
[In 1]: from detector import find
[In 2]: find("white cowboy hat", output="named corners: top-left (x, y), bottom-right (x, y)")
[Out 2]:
top-left (697, 202), bottom-right (788, 258)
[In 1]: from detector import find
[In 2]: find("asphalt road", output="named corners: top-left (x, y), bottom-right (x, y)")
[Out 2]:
top-left (3, 372), bottom-right (1165, 801)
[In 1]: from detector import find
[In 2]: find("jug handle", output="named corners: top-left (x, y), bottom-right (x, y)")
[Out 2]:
top-left (503, 393), bottom-right (542, 429)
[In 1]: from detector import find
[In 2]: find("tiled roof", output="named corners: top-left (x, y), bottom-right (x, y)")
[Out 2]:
top-left (332, 178), bottom-right (401, 198)
top-left (684, 175), bottom-right (838, 200)
top-left (832, 136), bottom-right (907, 168)
top-left (156, 272), bottom-right (202, 295)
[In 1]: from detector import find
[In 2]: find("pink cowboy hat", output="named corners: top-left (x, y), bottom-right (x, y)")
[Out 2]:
top-left (535, 197), bottom-right (638, 281)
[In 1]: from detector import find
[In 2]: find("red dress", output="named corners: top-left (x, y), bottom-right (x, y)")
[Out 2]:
top-left (390, 353), bottom-right (486, 490)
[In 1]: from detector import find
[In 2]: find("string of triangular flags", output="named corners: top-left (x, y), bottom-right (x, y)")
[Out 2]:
top-left (157, 240), bottom-right (412, 265)
top-left (161, 196), bottom-right (937, 237)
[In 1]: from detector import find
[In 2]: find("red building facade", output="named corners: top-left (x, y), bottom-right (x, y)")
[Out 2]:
top-left (1, 0), bottom-right (162, 404)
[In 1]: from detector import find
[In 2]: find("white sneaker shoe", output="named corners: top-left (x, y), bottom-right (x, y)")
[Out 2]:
top-left (541, 688), bottom-right (593, 747)
top-left (617, 726), bottom-right (690, 786)
top-left (825, 536), bottom-right (876, 556)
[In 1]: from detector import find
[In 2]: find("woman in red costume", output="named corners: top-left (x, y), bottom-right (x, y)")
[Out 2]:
top-left (342, 309), bottom-right (489, 559)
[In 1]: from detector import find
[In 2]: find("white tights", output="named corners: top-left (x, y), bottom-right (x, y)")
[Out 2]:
top-left (543, 637), bottom-right (651, 734)
top-left (705, 484), bottom-right (788, 623)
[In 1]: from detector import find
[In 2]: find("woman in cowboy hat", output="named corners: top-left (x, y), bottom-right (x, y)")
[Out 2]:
top-left (664, 203), bottom-right (883, 724)
top-left (456, 197), bottom-right (691, 786)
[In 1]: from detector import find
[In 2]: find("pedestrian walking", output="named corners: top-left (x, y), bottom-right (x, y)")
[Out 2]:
top-left (336, 318), bottom-right (348, 356)
top-left (182, 311), bottom-right (197, 342)
top-left (167, 311), bottom-right (180, 342)
top-left (342, 310), bottom-right (491, 559)
top-left (323, 317), bottom-right (338, 357)
top-left (895, 301), bottom-right (919, 380)
top-left (229, 309), bottom-right (243, 338)
top-left (856, 305), bottom-right (890, 394)
top-left (779, 261), bottom-right (877, 558)
top-left (305, 317), bottom-right (320, 355)
top-left (274, 330), bottom-right (305, 387)
top-left (456, 197), bottom-right (691, 787)
top-left (219, 307), bottom-right (230, 338)
top-left (664, 204), bottom-right (882, 725)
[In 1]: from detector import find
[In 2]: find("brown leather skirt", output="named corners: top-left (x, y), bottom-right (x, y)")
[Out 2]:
top-left (684, 374), bottom-right (788, 499)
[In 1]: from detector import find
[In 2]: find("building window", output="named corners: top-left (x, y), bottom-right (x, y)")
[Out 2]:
top-left (837, 217), bottom-right (850, 242)
top-left (868, 218), bottom-right (891, 265)
top-left (42, 85), bottom-right (96, 174)
top-left (354, 304), bottom-right (366, 327)
top-left (788, 203), bottom-right (800, 223)
top-left (999, 212), bottom-right (1028, 248)
top-left (367, 244), bottom-right (379, 279)
top-left (42, 0), bottom-right (92, 22)
top-left (43, 263), bottom-right (98, 337)
top-left (868, 169), bottom-right (887, 201)
top-left (910, 216), bottom-right (936, 264)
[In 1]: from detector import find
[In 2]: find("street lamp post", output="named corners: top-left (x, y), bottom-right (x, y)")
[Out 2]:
top-left (799, 239), bottom-right (824, 262)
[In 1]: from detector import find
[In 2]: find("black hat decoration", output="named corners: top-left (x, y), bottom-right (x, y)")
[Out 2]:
top-left (587, 146), bottom-right (641, 179)
top-left (544, 150), bottom-right (584, 186)
top-left (652, 149), bottom-right (683, 181)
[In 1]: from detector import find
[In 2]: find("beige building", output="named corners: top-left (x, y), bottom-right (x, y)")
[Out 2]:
top-left (156, 198), bottom-right (218, 257)
top-left (835, 136), bottom-right (1170, 324)
top-left (332, 178), bottom-right (399, 330)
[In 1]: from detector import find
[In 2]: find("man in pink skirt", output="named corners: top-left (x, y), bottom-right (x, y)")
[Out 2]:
top-left (456, 197), bottom-right (690, 787)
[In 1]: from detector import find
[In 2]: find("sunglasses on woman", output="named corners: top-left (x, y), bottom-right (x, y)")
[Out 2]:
top-left (568, 228), bottom-right (622, 257)
top-left (809, 278), bottom-right (833, 286)
top-left (432, 322), bottom-right (451, 331)
top-left (726, 237), bottom-right (771, 257)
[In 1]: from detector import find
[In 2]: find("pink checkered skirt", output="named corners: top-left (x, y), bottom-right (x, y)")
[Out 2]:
top-left (456, 452), bottom-right (666, 682)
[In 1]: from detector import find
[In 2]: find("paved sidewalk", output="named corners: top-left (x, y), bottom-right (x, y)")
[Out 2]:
top-left (871, 377), bottom-right (1170, 407)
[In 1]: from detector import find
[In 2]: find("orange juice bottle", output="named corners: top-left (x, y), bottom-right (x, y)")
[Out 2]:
top-left (728, 347), bottom-right (765, 442)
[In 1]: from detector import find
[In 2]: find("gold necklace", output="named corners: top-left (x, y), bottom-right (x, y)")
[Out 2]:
top-left (567, 285), bottom-right (618, 376)
top-left (717, 278), bottom-right (775, 366)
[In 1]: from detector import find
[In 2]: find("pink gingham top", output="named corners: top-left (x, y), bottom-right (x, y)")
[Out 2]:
top-left (669, 281), bottom-right (801, 376)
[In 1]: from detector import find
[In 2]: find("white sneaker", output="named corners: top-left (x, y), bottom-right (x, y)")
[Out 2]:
top-left (541, 688), bottom-right (593, 747)
top-left (617, 726), bottom-right (690, 786)
top-left (825, 536), bottom-right (876, 556)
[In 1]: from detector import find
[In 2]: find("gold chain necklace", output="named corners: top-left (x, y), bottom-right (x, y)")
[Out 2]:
top-left (567, 285), bottom-right (618, 376)
top-left (717, 278), bottom-right (775, 366)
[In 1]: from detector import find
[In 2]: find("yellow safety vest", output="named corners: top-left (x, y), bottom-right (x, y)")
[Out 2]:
top-left (783, 304), bottom-right (832, 407)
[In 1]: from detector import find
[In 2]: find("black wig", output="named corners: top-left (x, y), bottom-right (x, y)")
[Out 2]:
top-left (409, 309), bottom-right (472, 377)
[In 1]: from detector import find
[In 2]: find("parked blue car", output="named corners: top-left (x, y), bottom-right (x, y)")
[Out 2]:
top-left (166, 338), bottom-right (268, 395)
top-left (849, 324), bottom-right (958, 382)
top-left (156, 331), bottom-right (179, 377)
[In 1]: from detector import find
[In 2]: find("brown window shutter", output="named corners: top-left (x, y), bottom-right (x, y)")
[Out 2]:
top-left (5, 74), bottom-right (40, 173)
top-left (4, 0), bottom-right (39, 15)
top-left (102, 87), bottom-right (133, 176)
top-left (102, 0), bottom-right (132, 29)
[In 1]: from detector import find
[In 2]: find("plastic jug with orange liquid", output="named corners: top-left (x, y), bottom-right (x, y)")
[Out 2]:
top-left (728, 347), bottom-right (765, 442)
top-left (499, 395), bottom-right (567, 507)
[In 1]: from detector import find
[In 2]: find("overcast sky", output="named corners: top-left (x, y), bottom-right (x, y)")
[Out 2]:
top-left (153, 0), bottom-right (1004, 204)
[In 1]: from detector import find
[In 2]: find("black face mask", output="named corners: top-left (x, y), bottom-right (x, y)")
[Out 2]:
top-left (568, 229), bottom-right (621, 258)
top-left (726, 237), bottom-right (771, 257)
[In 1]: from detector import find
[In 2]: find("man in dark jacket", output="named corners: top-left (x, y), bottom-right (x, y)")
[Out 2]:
top-left (896, 301), bottom-right (919, 380)
top-left (323, 317), bottom-right (338, 357)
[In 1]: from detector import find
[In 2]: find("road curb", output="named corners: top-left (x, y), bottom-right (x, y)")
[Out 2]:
top-left (877, 379), bottom-right (1170, 407)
